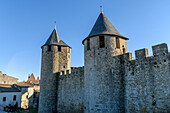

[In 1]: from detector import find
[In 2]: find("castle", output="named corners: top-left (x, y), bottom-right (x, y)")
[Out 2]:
top-left (38, 10), bottom-right (170, 113)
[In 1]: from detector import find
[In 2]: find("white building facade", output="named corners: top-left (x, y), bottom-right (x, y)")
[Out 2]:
top-left (0, 85), bottom-right (21, 111)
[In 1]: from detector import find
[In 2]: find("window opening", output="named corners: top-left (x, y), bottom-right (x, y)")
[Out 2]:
top-left (116, 37), bottom-right (120, 48)
top-left (123, 48), bottom-right (126, 54)
top-left (13, 95), bottom-right (16, 101)
top-left (99, 36), bottom-right (105, 48)
top-left (48, 45), bottom-right (51, 51)
top-left (3, 97), bottom-right (6, 102)
top-left (58, 46), bottom-right (61, 52)
top-left (87, 39), bottom-right (90, 50)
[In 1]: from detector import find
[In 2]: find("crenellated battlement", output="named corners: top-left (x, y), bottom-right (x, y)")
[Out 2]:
top-left (114, 43), bottom-right (169, 62)
top-left (152, 43), bottom-right (169, 56)
top-left (135, 48), bottom-right (149, 60)
top-left (57, 66), bottom-right (84, 79)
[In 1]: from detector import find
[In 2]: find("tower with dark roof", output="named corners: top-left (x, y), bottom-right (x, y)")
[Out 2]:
top-left (39, 26), bottom-right (71, 113)
top-left (38, 7), bottom-right (170, 113)
top-left (83, 10), bottom-right (128, 112)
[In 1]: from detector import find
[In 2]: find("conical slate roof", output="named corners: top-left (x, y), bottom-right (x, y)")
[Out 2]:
top-left (42, 28), bottom-right (70, 48)
top-left (45, 29), bottom-right (61, 45)
top-left (83, 12), bottom-right (128, 44)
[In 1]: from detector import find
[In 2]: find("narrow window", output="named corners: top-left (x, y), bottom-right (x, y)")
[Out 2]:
top-left (3, 97), bottom-right (6, 102)
top-left (13, 95), bottom-right (16, 101)
top-left (58, 46), bottom-right (61, 52)
top-left (48, 45), bottom-right (51, 51)
top-left (116, 37), bottom-right (120, 48)
top-left (87, 39), bottom-right (90, 50)
top-left (99, 36), bottom-right (105, 48)
top-left (123, 48), bottom-right (126, 54)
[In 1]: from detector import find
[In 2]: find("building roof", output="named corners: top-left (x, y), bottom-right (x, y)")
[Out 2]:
top-left (15, 82), bottom-right (34, 88)
top-left (37, 77), bottom-right (40, 81)
top-left (0, 84), bottom-right (20, 92)
top-left (27, 73), bottom-right (36, 82)
top-left (82, 12), bottom-right (128, 44)
top-left (0, 73), bottom-right (18, 80)
top-left (27, 73), bottom-right (40, 83)
top-left (42, 28), bottom-right (71, 48)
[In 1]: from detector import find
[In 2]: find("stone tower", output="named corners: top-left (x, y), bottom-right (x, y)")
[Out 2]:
top-left (83, 11), bottom-right (129, 112)
top-left (38, 27), bottom-right (71, 113)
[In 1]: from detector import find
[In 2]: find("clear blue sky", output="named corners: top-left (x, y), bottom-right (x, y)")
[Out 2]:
top-left (0, 0), bottom-right (170, 81)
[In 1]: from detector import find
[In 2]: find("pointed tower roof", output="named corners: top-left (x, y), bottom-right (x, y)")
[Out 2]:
top-left (42, 28), bottom-right (70, 48)
top-left (82, 12), bottom-right (128, 44)
top-left (37, 77), bottom-right (40, 81)
top-left (27, 73), bottom-right (36, 82)
top-left (45, 28), bottom-right (61, 45)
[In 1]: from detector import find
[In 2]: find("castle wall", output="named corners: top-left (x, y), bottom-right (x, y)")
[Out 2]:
top-left (57, 67), bottom-right (84, 113)
top-left (39, 37), bottom-right (169, 113)
top-left (83, 42), bottom-right (169, 113)
top-left (122, 43), bottom-right (170, 112)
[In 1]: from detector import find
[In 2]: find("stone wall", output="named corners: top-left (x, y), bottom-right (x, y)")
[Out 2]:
top-left (39, 45), bottom-right (71, 113)
top-left (0, 72), bottom-right (18, 84)
top-left (20, 87), bottom-right (34, 109)
top-left (124, 43), bottom-right (170, 112)
top-left (39, 41), bottom-right (169, 113)
top-left (82, 41), bottom-right (169, 112)
top-left (57, 67), bottom-right (84, 113)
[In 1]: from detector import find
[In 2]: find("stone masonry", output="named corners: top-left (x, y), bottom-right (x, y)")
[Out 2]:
top-left (39, 11), bottom-right (170, 113)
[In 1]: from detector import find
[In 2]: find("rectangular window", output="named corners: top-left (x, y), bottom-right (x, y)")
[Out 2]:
top-left (99, 36), bottom-right (105, 48)
top-left (123, 48), bottom-right (126, 54)
top-left (3, 97), bottom-right (6, 102)
top-left (58, 46), bottom-right (61, 52)
top-left (48, 45), bottom-right (51, 51)
top-left (13, 95), bottom-right (16, 101)
top-left (116, 37), bottom-right (120, 48)
top-left (87, 39), bottom-right (90, 50)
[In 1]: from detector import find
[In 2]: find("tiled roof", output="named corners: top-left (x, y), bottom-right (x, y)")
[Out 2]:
top-left (37, 77), bottom-right (40, 81)
top-left (27, 73), bottom-right (36, 82)
top-left (0, 74), bottom-right (18, 80)
top-left (15, 82), bottom-right (34, 88)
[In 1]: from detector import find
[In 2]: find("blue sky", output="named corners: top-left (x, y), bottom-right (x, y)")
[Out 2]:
top-left (0, 0), bottom-right (170, 81)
